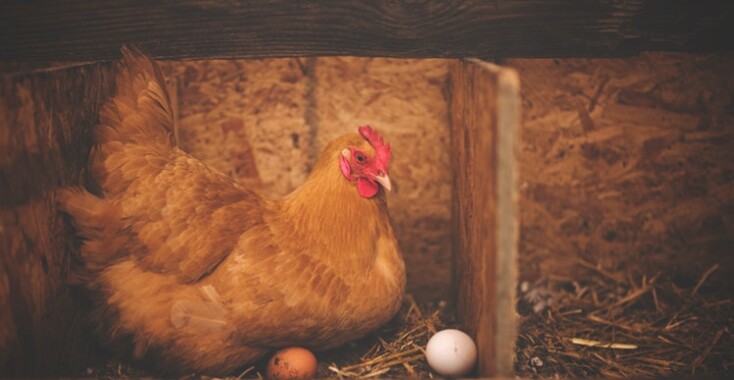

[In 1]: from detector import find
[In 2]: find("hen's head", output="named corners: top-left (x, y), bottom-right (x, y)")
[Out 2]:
top-left (337, 126), bottom-right (392, 199)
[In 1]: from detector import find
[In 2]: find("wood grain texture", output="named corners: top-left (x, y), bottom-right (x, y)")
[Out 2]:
top-left (1, 0), bottom-right (733, 65)
top-left (0, 63), bottom-right (116, 376)
top-left (449, 59), bottom-right (519, 377)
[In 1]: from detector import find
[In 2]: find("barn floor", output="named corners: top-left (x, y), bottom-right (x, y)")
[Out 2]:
top-left (516, 263), bottom-right (733, 378)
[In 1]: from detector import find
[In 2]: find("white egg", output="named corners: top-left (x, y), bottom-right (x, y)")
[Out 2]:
top-left (425, 329), bottom-right (477, 377)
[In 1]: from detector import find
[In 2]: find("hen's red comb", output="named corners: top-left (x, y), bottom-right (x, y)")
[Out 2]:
top-left (358, 125), bottom-right (392, 171)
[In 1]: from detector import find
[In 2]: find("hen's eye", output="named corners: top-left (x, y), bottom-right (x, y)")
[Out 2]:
top-left (355, 152), bottom-right (366, 163)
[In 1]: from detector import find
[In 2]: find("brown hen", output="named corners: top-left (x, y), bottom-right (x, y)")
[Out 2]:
top-left (58, 47), bottom-right (405, 375)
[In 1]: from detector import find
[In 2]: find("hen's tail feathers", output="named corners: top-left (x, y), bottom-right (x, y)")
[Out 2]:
top-left (57, 187), bottom-right (129, 282)
top-left (95, 45), bottom-right (175, 153)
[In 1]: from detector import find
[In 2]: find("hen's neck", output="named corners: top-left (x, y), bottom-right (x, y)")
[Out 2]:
top-left (280, 159), bottom-right (388, 275)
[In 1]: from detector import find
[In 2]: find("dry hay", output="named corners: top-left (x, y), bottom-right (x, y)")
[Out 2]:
top-left (318, 295), bottom-right (447, 379)
top-left (517, 260), bottom-right (734, 378)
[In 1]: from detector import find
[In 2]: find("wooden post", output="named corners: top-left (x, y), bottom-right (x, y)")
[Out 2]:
top-left (450, 59), bottom-right (520, 377)
top-left (0, 63), bottom-right (116, 376)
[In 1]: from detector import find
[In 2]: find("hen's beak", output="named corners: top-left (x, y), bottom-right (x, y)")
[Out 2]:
top-left (374, 174), bottom-right (392, 192)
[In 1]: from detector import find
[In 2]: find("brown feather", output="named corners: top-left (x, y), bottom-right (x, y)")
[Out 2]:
top-left (170, 299), bottom-right (227, 333)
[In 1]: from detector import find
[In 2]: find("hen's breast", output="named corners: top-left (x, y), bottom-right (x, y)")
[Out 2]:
top-left (208, 224), bottom-right (405, 349)
top-left (323, 232), bottom-right (406, 347)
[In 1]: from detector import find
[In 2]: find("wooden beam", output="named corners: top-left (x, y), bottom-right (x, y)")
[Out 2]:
top-left (1, 0), bottom-right (733, 64)
top-left (450, 59), bottom-right (520, 377)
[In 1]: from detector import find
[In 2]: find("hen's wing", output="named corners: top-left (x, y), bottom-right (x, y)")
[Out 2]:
top-left (72, 46), bottom-right (264, 283)
top-left (117, 153), bottom-right (265, 283)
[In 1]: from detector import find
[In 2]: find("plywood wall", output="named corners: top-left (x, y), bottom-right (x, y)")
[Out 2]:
top-left (507, 53), bottom-right (734, 287)
top-left (160, 57), bottom-right (453, 301)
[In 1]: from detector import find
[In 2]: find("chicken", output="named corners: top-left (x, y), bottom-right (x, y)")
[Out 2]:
top-left (58, 47), bottom-right (405, 375)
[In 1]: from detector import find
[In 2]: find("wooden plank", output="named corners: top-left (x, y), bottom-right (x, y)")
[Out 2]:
top-left (0, 62), bottom-right (117, 376)
top-left (450, 59), bottom-right (519, 377)
top-left (1, 0), bottom-right (733, 65)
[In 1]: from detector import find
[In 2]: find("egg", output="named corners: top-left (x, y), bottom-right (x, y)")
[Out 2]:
top-left (266, 346), bottom-right (318, 380)
top-left (425, 329), bottom-right (477, 377)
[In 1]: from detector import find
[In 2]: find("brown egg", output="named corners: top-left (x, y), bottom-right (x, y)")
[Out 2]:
top-left (266, 346), bottom-right (318, 380)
